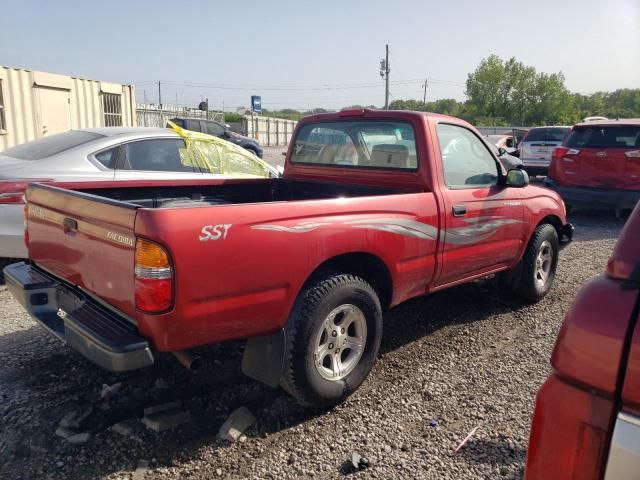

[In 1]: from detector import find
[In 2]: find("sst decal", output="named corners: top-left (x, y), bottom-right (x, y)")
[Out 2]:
top-left (251, 216), bottom-right (523, 245)
top-left (199, 224), bottom-right (232, 241)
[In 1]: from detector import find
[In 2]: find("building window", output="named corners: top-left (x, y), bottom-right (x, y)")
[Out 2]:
top-left (0, 80), bottom-right (6, 131)
top-left (103, 93), bottom-right (122, 127)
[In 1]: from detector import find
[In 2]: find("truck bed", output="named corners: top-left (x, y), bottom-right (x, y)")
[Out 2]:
top-left (72, 178), bottom-right (417, 208)
top-left (24, 178), bottom-right (433, 352)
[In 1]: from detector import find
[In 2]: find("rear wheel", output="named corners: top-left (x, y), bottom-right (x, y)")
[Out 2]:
top-left (508, 224), bottom-right (559, 302)
top-left (280, 273), bottom-right (382, 408)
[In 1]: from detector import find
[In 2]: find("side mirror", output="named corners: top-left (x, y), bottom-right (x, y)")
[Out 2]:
top-left (506, 168), bottom-right (529, 188)
top-left (224, 130), bottom-right (233, 137)
top-left (497, 147), bottom-right (507, 157)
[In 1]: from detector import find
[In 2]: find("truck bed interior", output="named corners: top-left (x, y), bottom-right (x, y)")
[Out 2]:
top-left (74, 179), bottom-right (418, 208)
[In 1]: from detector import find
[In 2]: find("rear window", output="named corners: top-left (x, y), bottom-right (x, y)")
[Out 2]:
top-left (2, 131), bottom-right (104, 160)
top-left (523, 127), bottom-right (569, 143)
top-left (291, 120), bottom-right (418, 170)
top-left (565, 126), bottom-right (640, 148)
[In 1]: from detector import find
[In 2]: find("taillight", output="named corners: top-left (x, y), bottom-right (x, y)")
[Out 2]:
top-left (23, 203), bottom-right (29, 249)
top-left (135, 238), bottom-right (173, 313)
top-left (525, 375), bottom-right (613, 480)
top-left (0, 179), bottom-right (52, 204)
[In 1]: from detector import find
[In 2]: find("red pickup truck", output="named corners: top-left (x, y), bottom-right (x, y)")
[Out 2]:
top-left (4, 110), bottom-right (573, 407)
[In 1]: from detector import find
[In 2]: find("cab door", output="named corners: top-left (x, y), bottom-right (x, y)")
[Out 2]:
top-left (434, 123), bottom-right (525, 286)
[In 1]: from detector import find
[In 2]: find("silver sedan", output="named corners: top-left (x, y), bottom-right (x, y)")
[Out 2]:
top-left (0, 127), bottom-right (277, 258)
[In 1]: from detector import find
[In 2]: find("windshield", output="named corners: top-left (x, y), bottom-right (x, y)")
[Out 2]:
top-left (565, 125), bottom-right (640, 148)
top-left (523, 127), bottom-right (569, 143)
top-left (1, 131), bottom-right (104, 160)
top-left (291, 120), bottom-right (418, 170)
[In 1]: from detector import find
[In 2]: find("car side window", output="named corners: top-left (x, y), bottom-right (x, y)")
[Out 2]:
top-left (437, 123), bottom-right (499, 189)
top-left (122, 138), bottom-right (193, 172)
top-left (94, 146), bottom-right (119, 169)
top-left (206, 122), bottom-right (225, 137)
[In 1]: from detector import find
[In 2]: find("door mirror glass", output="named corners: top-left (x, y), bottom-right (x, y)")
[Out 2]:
top-left (506, 168), bottom-right (529, 188)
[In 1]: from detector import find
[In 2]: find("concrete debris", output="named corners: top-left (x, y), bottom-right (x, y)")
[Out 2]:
top-left (59, 405), bottom-right (93, 429)
top-left (217, 406), bottom-right (256, 442)
top-left (351, 452), bottom-right (369, 471)
top-left (215, 468), bottom-right (222, 476)
top-left (100, 382), bottom-right (122, 400)
top-left (55, 426), bottom-right (91, 444)
top-left (142, 410), bottom-right (190, 432)
top-left (143, 400), bottom-right (182, 417)
top-left (454, 426), bottom-right (479, 453)
top-left (132, 459), bottom-right (149, 480)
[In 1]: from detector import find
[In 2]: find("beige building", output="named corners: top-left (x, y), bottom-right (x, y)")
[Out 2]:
top-left (0, 66), bottom-right (136, 151)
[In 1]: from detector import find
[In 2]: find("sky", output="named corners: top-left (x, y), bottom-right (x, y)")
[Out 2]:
top-left (1, 0), bottom-right (638, 112)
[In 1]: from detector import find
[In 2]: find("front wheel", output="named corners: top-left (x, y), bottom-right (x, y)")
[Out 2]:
top-left (509, 224), bottom-right (559, 302)
top-left (280, 273), bottom-right (382, 408)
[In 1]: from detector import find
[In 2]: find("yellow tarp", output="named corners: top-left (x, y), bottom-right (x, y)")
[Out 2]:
top-left (167, 120), bottom-right (272, 178)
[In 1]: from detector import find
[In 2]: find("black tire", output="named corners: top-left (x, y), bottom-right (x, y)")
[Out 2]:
top-left (509, 224), bottom-right (559, 302)
top-left (280, 273), bottom-right (382, 408)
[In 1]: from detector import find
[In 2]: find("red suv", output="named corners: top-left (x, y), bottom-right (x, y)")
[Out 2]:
top-left (525, 203), bottom-right (640, 479)
top-left (544, 119), bottom-right (640, 210)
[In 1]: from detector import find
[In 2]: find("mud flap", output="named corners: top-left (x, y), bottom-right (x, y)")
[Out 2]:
top-left (241, 329), bottom-right (286, 388)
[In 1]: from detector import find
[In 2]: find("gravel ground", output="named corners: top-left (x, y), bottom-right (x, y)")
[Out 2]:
top-left (0, 210), bottom-right (627, 480)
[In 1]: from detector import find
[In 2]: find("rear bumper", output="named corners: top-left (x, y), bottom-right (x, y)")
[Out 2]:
top-left (544, 178), bottom-right (640, 210)
top-left (3, 261), bottom-right (154, 371)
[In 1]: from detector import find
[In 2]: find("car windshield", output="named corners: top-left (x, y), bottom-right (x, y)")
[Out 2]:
top-left (565, 125), bottom-right (640, 148)
top-left (290, 120), bottom-right (418, 170)
top-left (1, 131), bottom-right (104, 160)
top-left (523, 127), bottom-right (569, 142)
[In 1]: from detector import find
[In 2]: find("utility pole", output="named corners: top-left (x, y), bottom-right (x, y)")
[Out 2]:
top-left (379, 45), bottom-right (390, 109)
top-left (158, 80), bottom-right (162, 110)
top-left (422, 77), bottom-right (428, 104)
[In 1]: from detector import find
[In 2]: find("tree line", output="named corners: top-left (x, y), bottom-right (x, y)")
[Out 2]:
top-left (390, 55), bottom-right (640, 126)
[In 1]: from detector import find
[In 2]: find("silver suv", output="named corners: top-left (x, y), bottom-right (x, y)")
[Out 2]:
top-left (519, 126), bottom-right (570, 175)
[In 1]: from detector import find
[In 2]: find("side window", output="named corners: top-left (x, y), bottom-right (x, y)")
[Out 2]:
top-left (94, 146), bottom-right (119, 169)
top-left (436, 123), bottom-right (499, 189)
top-left (206, 122), bottom-right (226, 137)
top-left (122, 138), bottom-right (192, 172)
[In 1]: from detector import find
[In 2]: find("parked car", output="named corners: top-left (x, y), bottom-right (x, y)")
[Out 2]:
top-left (487, 134), bottom-right (517, 154)
top-left (525, 202), bottom-right (640, 480)
top-left (519, 126), bottom-right (570, 175)
top-left (169, 117), bottom-right (263, 158)
top-left (486, 141), bottom-right (523, 171)
top-left (4, 109), bottom-right (572, 408)
top-left (0, 127), bottom-right (278, 258)
top-left (544, 119), bottom-right (640, 210)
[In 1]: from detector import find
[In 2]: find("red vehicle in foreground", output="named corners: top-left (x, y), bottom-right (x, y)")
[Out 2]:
top-left (5, 110), bottom-right (573, 407)
top-left (526, 204), bottom-right (640, 479)
top-left (545, 119), bottom-right (640, 211)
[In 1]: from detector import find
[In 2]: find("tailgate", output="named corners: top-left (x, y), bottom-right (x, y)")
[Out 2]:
top-left (26, 184), bottom-right (138, 319)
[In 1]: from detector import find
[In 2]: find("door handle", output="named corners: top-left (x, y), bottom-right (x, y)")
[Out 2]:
top-left (452, 205), bottom-right (467, 217)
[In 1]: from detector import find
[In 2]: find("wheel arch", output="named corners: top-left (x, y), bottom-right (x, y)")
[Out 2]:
top-left (536, 214), bottom-right (563, 240)
top-left (303, 252), bottom-right (393, 310)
